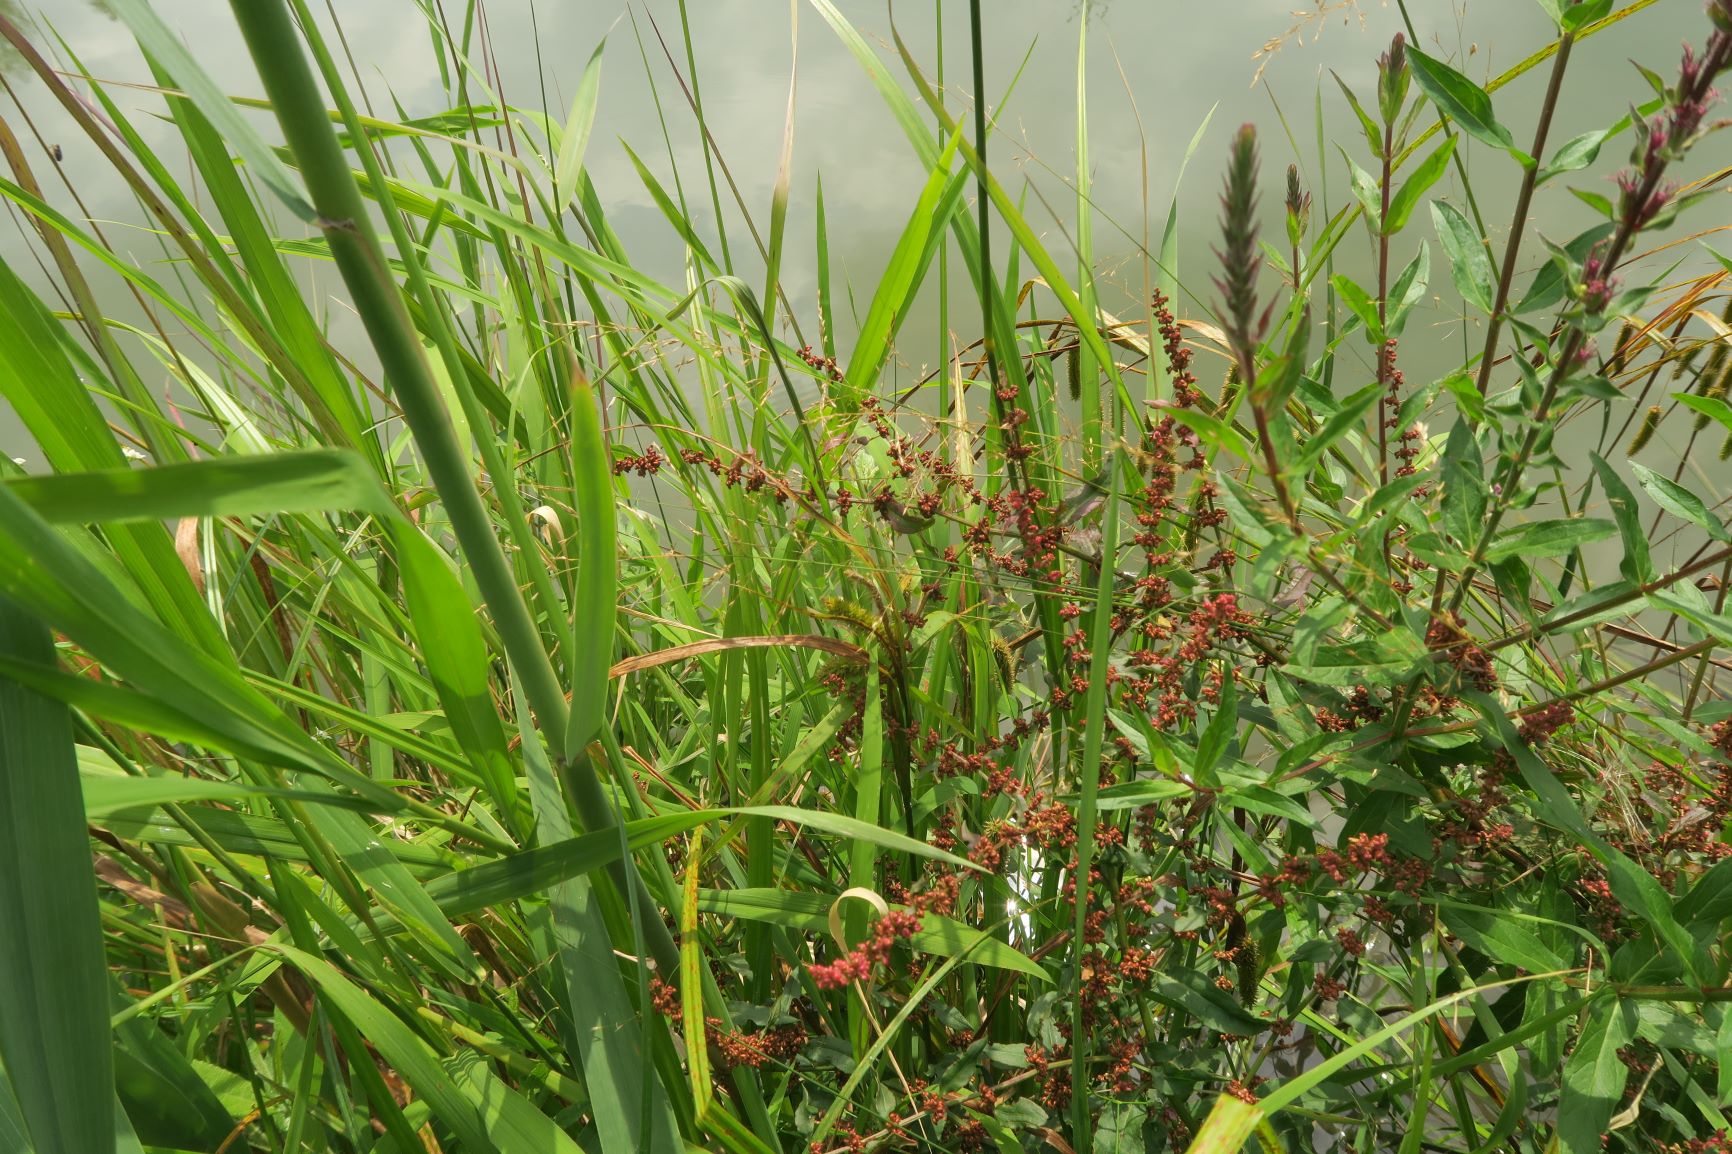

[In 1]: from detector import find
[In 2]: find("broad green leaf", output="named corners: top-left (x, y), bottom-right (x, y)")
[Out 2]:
top-left (1387, 242), bottom-right (1431, 337)
top-left (1385, 138), bottom-right (1455, 234)
top-left (1442, 419), bottom-right (1487, 546)
top-left (1331, 274), bottom-right (1383, 343)
top-left (1675, 391), bottom-right (1732, 433)
top-left (1293, 382), bottom-right (1383, 474)
top-left (1432, 200), bottom-right (1495, 313)
top-left (1195, 679), bottom-right (1238, 777)
top-left (0, 596), bottom-right (113, 1154)
top-left (1561, 0), bottom-right (1616, 31)
top-left (1406, 46), bottom-right (1521, 157)
top-left (1093, 778), bottom-right (1192, 811)
top-left (1484, 518), bottom-right (1617, 561)
top-left (1678, 860), bottom-right (1732, 930)
top-left (1332, 73), bottom-right (1384, 159)
top-left (1093, 1101), bottom-right (1147, 1154)
top-left (1148, 971), bottom-right (1263, 1036)
top-left (1557, 997), bottom-right (1637, 1154)
top-left (1440, 904), bottom-right (1567, 974)
top-left (1539, 128), bottom-right (1609, 184)
top-left (1629, 462), bottom-right (1731, 542)
top-left (1591, 454), bottom-right (1654, 582)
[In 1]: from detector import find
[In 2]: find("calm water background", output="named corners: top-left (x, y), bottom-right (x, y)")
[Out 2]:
top-left (0, 0), bottom-right (1715, 462)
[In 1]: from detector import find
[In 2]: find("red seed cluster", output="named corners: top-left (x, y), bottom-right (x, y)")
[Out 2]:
top-left (649, 977), bottom-right (810, 1071)
top-left (612, 442), bottom-right (666, 476)
top-left (1425, 611), bottom-right (1498, 694)
top-left (1518, 699), bottom-right (1574, 745)
top-left (807, 908), bottom-right (923, 988)
top-left (806, 880), bottom-right (957, 990)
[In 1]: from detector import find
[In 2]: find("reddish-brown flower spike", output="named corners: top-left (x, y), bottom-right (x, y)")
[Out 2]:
top-left (1377, 32), bottom-right (1409, 125)
top-left (1284, 163), bottom-right (1311, 245)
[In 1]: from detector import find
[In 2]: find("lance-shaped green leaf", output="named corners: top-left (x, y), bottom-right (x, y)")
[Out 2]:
top-left (1406, 45), bottom-right (1526, 160)
top-left (1432, 200), bottom-right (1495, 313)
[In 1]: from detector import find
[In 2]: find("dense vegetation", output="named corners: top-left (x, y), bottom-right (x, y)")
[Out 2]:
top-left (3, 0), bottom-right (1732, 1152)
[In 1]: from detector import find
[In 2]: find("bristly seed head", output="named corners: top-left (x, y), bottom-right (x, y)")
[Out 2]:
top-left (1214, 123), bottom-right (1263, 378)
top-left (1629, 405), bottom-right (1662, 455)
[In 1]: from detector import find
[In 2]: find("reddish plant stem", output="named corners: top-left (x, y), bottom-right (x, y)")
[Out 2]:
top-left (1473, 31), bottom-right (1576, 396)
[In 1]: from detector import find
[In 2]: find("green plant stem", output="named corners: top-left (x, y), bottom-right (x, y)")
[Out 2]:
top-left (1485, 543), bottom-right (1732, 651)
top-left (1473, 30), bottom-right (1576, 396)
top-left (225, 0), bottom-right (679, 981)
top-left (1068, 453), bottom-right (1121, 1151)
top-left (1683, 554), bottom-right (1732, 720)
top-left (224, 0), bottom-right (567, 733)
top-left (967, 0), bottom-right (1005, 433)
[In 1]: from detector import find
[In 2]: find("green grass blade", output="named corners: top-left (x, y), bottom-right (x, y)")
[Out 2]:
top-left (270, 944), bottom-right (583, 1152)
top-left (102, 0), bottom-right (314, 221)
top-left (388, 517), bottom-right (526, 835)
top-left (521, 701), bottom-right (681, 1154)
top-left (3, 452), bottom-right (390, 525)
top-left (841, 128), bottom-right (965, 402)
top-left (554, 38), bottom-right (606, 215)
top-left (0, 596), bottom-right (114, 1154)
top-left (566, 369), bottom-right (619, 760)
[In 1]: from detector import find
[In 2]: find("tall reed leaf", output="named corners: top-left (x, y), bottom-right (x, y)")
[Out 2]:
top-left (0, 596), bottom-right (114, 1154)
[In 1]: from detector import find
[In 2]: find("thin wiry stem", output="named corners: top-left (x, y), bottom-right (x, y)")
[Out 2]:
top-left (1473, 30), bottom-right (1577, 396)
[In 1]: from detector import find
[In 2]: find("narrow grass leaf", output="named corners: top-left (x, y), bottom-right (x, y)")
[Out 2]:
top-left (566, 368), bottom-right (619, 760)
top-left (554, 38), bottom-right (607, 214)
top-left (104, 0), bottom-right (315, 219)
top-left (0, 596), bottom-right (113, 1154)
top-left (3, 452), bottom-right (390, 525)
